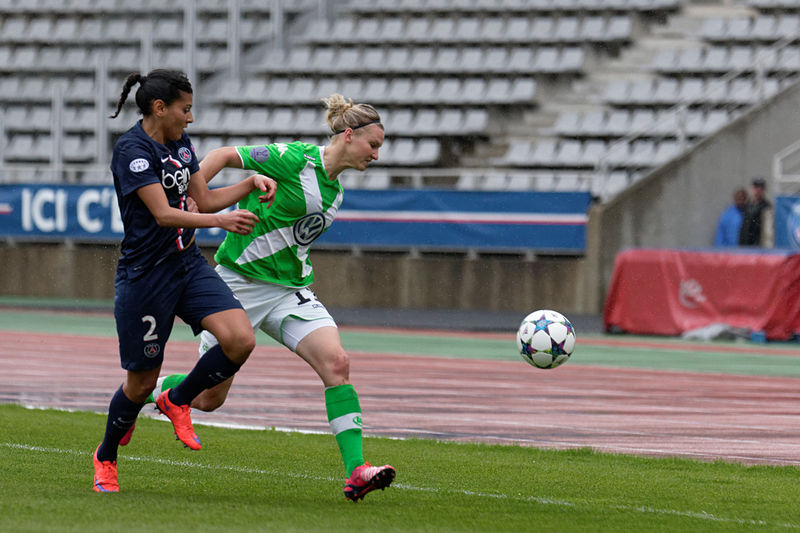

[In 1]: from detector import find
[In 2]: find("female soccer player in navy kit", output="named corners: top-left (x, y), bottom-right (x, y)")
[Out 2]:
top-left (92, 69), bottom-right (276, 493)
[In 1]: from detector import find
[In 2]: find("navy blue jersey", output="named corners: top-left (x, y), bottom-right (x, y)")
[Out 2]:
top-left (110, 121), bottom-right (200, 273)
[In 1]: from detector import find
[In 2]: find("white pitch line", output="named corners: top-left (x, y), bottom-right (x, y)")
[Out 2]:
top-left (2, 442), bottom-right (798, 529)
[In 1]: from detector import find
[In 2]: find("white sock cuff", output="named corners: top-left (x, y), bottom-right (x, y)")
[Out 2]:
top-left (329, 412), bottom-right (363, 435)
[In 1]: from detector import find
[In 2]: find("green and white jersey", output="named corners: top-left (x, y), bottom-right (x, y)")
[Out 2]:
top-left (214, 141), bottom-right (343, 288)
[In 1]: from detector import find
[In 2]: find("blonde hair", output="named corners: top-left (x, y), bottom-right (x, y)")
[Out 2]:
top-left (320, 93), bottom-right (382, 135)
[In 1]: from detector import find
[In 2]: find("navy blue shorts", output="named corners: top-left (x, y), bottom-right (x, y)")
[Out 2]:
top-left (114, 245), bottom-right (243, 371)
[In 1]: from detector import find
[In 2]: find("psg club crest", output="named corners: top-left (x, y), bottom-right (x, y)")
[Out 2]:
top-left (178, 146), bottom-right (192, 164)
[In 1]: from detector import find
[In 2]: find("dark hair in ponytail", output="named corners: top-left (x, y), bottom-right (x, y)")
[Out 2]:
top-left (109, 69), bottom-right (193, 119)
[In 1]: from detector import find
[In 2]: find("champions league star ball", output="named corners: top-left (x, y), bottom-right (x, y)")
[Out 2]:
top-left (516, 310), bottom-right (576, 369)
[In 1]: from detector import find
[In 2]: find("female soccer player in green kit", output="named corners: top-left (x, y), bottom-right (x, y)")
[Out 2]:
top-left (135, 94), bottom-right (394, 501)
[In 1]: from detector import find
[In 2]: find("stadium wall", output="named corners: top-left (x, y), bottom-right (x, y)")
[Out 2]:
top-left (584, 79), bottom-right (800, 312)
top-left (0, 243), bottom-right (592, 315)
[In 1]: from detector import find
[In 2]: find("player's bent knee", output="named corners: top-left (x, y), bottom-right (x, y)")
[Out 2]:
top-left (218, 328), bottom-right (256, 361)
top-left (327, 349), bottom-right (350, 379)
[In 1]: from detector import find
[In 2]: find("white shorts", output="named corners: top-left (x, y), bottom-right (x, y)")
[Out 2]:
top-left (199, 265), bottom-right (337, 354)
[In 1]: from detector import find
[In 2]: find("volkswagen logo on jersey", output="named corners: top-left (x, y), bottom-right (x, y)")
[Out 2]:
top-left (293, 212), bottom-right (326, 245)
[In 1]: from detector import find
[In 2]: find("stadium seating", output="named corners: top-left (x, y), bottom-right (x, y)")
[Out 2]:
top-left (1, 0), bottom-right (798, 196)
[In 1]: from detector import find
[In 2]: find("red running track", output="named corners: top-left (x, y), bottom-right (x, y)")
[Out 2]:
top-left (3, 331), bottom-right (800, 465)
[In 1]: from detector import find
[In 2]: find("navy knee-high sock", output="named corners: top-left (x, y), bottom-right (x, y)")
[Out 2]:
top-left (97, 385), bottom-right (143, 462)
top-left (168, 344), bottom-right (241, 406)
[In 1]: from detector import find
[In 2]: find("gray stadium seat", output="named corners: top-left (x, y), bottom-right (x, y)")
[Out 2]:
top-left (381, 17), bottom-right (406, 42)
top-left (530, 139), bottom-right (557, 165)
top-left (628, 140), bottom-right (656, 167)
top-left (558, 48), bottom-right (584, 72)
top-left (387, 78), bottom-right (414, 102)
top-left (678, 78), bottom-right (705, 103)
top-left (433, 48), bottom-right (460, 73)
top-left (630, 109), bottom-right (655, 134)
top-left (405, 18), bottom-right (431, 43)
top-left (403, 48), bottom-right (430, 73)
top-left (579, 110), bottom-right (604, 136)
top-left (654, 140), bottom-right (680, 164)
top-left (460, 47), bottom-right (485, 74)
top-left (603, 79), bottom-right (630, 105)
top-left (581, 17), bottom-right (606, 42)
top-left (437, 78), bottom-right (464, 104)
top-left (389, 109), bottom-right (414, 133)
top-left (63, 136), bottom-right (94, 162)
top-left (605, 110), bottom-right (629, 136)
top-left (607, 16), bottom-right (632, 41)
top-left (310, 48), bottom-right (337, 72)
top-left (416, 139), bottom-right (440, 164)
top-left (483, 47), bottom-right (509, 74)
top-left (751, 16), bottom-right (777, 41)
top-left (725, 18), bottom-right (751, 41)
top-left (480, 17), bottom-right (506, 42)
top-left (728, 46), bottom-right (754, 71)
top-left (462, 109), bottom-right (488, 132)
top-left (430, 18), bottom-right (456, 42)
top-left (499, 139), bottom-right (535, 166)
top-left (315, 78), bottom-right (340, 101)
top-left (702, 47), bottom-right (728, 72)
top-left (653, 78), bottom-right (679, 104)
top-left (336, 49), bottom-right (362, 71)
top-left (581, 140), bottom-right (606, 165)
top-left (778, 47), bottom-right (800, 71)
top-left (509, 78), bottom-right (536, 102)
top-left (291, 78), bottom-right (316, 102)
top-left (2, 16), bottom-right (28, 40)
top-left (411, 78), bottom-right (437, 104)
top-left (775, 15), bottom-right (800, 38)
top-left (555, 139), bottom-right (582, 165)
top-left (652, 49), bottom-right (678, 71)
top-left (363, 78), bottom-right (389, 101)
top-left (678, 48), bottom-right (704, 71)
top-left (415, 109), bottom-right (440, 135)
top-left (360, 170), bottom-right (391, 189)
top-left (508, 48), bottom-right (537, 74)
top-left (554, 17), bottom-right (580, 43)
top-left (527, 18), bottom-right (550, 43)
top-left (454, 17), bottom-right (481, 42)
top-left (362, 49), bottom-right (386, 71)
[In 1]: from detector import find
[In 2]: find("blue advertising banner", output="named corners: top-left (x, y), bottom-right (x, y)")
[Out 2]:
top-left (319, 189), bottom-right (592, 253)
top-left (775, 196), bottom-right (800, 250)
top-left (0, 185), bottom-right (592, 253)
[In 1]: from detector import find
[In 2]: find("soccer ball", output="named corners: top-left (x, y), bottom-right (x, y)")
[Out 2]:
top-left (516, 309), bottom-right (576, 369)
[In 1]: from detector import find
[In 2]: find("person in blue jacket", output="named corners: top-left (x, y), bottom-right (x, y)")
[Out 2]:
top-left (714, 187), bottom-right (747, 246)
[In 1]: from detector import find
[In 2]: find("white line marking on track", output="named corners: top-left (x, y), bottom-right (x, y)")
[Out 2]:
top-left (3, 442), bottom-right (798, 529)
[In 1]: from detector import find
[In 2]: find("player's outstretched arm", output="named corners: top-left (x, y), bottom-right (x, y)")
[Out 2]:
top-left (187, 172), bottom-right (275, 213)
top-left (192, 146), bottom-right (277, 210)
top-left (136, 183), bottom-right (259, 235)
top-left (197, 146), bottom-right (243, 182)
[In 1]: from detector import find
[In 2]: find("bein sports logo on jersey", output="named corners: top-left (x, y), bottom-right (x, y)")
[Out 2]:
top-left (160, 155), bottom-right (190, 194)
top-left (293, 212), bottom-right (326, 245)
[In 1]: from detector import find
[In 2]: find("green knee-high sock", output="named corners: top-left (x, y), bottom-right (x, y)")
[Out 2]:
top-left (325, 384), bottom-right (364, 476)
top-left (145, 373), bottom-right (187, 404)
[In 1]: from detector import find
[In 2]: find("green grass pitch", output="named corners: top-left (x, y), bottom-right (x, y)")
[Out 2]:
top-left (2, 404), bottom-right (799, 532)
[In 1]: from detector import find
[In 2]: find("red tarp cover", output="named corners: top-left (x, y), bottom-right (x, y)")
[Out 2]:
top-left (603, 249), bottom-right (800, 340)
